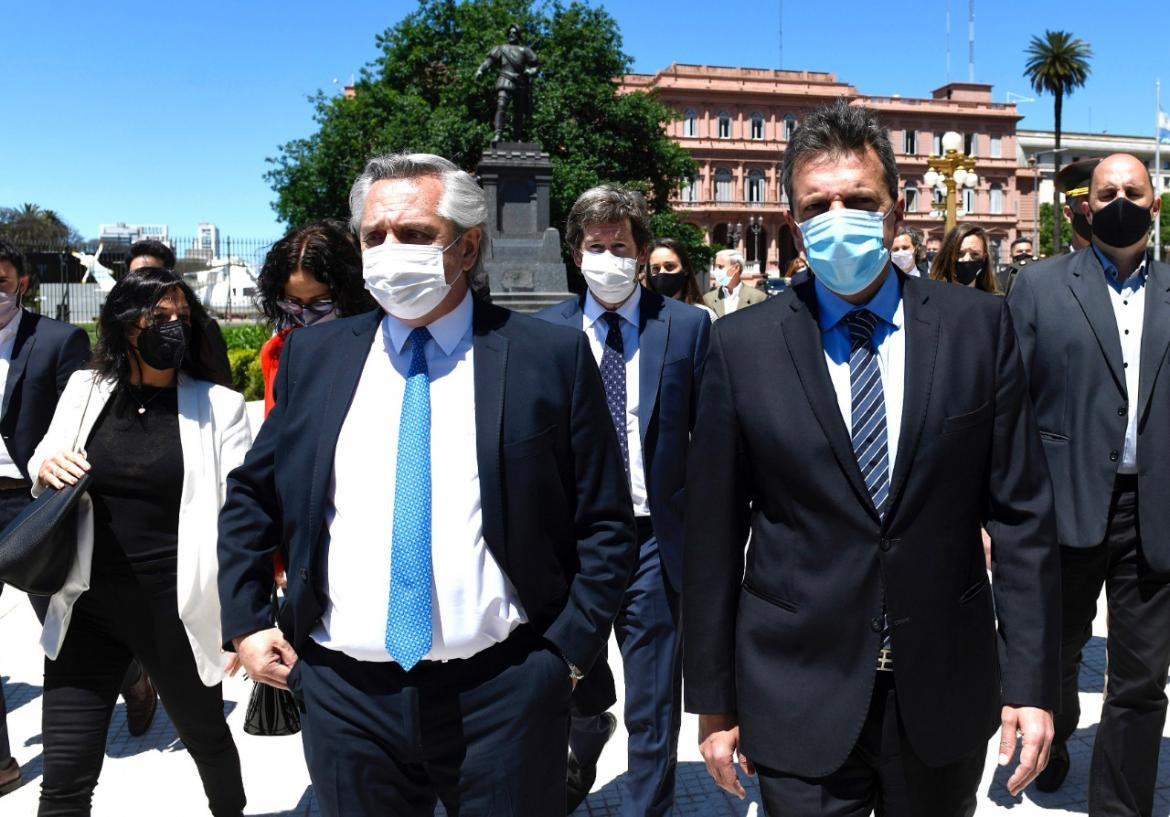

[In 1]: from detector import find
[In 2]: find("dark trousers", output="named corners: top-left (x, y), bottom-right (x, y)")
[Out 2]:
top-left (38, 564), bottom-right (244, 817)
top-left (1054, 477), bottom-right (1170, 817)
top-left (0, 485), bottom-right (34, 767)
top-left (757, 673), bottom-right (984, 817)
top-left (290, 626), bottom-right (571, 817)
top-left (569, 527), bottom-right (681, 817)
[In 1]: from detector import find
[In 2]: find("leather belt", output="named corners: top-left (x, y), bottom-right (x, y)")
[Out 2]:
top-left (876, 647), bottom-right (894, 672)
top-left (0, 477), bottom-right (31, 492)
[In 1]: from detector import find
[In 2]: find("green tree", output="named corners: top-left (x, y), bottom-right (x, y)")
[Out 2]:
top-left (1024, 30), bottom-right (1092, 255)
top-left (1159, 192), bottom-right (1170, 261)
top-left (0, 203), bottom-right (84, 247)
top-left (1037, 202), bottom-right (1072, 257)
top-left (266, 0), bottom-right (697, 265)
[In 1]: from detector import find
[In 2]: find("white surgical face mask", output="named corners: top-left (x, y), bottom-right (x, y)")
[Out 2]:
top-left (362, 238), bottom-right (461, 321)
top-left (890, 249), bottom-right (916, 273)
top-left (581, 250), bottom-right (638, 304)
top-left (714, 268), bottom-right (732, 288)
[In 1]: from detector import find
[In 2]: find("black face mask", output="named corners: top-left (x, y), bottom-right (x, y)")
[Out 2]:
top-left (1070, 210), bottom-right (1093, 241)
top-left (1011, 253), bottom-right (1031, 266)
top-left (1090, 197), bottom-right (1153, 248)
top-left (954, 259), bottom-right (983, 286)
top-left (137, 319), bottom-right (191, 370)
top-left (925, 250), bottom-right (938, 265)
top-left (649, 273), bottom-right (686, 299)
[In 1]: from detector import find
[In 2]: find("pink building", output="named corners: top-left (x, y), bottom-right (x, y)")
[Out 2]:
top-left (619, 64), bottom-right (1037, 273)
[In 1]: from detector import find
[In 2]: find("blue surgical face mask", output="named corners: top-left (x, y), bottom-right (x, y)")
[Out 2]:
top-left (799, 208), bottom-right (893, 296)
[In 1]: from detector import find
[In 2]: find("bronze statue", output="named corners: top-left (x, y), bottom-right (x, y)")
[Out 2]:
top-left (475, 24), bottom-right (539, 143)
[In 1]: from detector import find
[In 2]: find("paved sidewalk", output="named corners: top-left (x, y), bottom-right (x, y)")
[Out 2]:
top-left (3, 588), bottom-right (1170, 815)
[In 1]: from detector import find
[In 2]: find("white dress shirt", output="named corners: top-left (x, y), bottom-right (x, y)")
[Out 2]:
top-left (0, 310), bottom-right (25, 478)
top-left (313, 291), bottom-right (527, 663)
top-left (814, 271), bottom-right (906, 477)
top-left (583, 287), bottom-right (650, 517)
top-left (1094, 246), bottom-right (1146, 475)
top-left (721, 283), bottom-right (742, 314)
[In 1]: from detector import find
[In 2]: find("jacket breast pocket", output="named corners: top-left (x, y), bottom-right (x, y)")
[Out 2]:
top-left (940, 400), bottom-right (993, 435)
top-left (502, 426), bottom-right (556, 461)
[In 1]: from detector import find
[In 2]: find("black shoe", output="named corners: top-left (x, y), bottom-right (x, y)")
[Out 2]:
top-left (0, 757), bottom-right (21, 796)
top-left (1034, 741), bottom-right (1070, 793)
top-left (122, 670), bottom-right (158, 737)
top-left (566, 712), bottom-right (617, 814)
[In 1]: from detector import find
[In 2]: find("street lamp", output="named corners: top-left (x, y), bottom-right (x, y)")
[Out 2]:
top-left (727, 221), bottom-right (743, 250)
top-left (749, 216), bottom-right (763, 272)
top-left (924, 131), bottom-right (977, 233)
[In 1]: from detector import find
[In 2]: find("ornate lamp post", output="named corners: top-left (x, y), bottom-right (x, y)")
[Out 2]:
top-left (923, 131), bottom-right (978, 234)
top-left (727, 221), bottom-right (743, 250)
top-left (749, 216), bottom-right (763, 271)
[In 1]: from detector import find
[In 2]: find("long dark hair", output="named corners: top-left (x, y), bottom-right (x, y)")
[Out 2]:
top-left (90, 266), bottom-right (218, 384)
top-left (929, 223), bottom-right (1000, 294)
top-left (648, 237), bottom-right (703, 306)
top-left (256, 220), bottom-right (375, 326)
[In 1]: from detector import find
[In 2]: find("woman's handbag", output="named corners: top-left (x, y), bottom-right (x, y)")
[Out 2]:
top-left (243, 595), bottom-right (301, 737)
top-left (0, 379), bottom-right (96, 595)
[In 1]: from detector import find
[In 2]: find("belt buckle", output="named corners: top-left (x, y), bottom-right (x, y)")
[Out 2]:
top-left (876, 647), bottom-right (894, 672)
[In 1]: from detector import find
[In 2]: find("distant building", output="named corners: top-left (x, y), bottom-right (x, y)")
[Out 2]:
top-left (187, 222), bottom-right (220, 261)
top-left (617, 64), bottom-right (1031, 271)
top-left (97, 222), bottom-right (170, 247)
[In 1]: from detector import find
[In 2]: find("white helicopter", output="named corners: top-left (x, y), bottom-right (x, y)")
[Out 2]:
top-left (70, 243), bottom-right (119, 293)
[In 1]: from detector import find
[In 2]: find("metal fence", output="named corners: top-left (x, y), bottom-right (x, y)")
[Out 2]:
top-left (3, 235), bottom-right (279, 324)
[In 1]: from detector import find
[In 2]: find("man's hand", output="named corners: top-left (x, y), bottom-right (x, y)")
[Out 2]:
top-left (698, 713), bottom-right (754, 799)
top-left (233, 628), bottom-right (298, 691)
top-left (999, 705), bottom-right (1054, 797)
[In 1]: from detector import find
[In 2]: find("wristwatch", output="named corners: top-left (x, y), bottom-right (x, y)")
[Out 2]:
top-left (561, 652), bottom-right (585, 681)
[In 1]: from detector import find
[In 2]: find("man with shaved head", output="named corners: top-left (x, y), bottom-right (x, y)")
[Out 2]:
top-left (1008, 153), bottom-right (1169, 809)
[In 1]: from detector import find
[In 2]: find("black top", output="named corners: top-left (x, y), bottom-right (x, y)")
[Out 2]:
top-left (86, 383), bottom-right (183, 574)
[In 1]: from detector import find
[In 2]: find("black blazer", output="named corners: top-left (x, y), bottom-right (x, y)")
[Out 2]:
top-left (683, 274), bottom-right (1059, 777)
top-left (535, 287), bottom-right (710, 589)
top-left (218, 300), bottom-right (639, 679)
top-left (0, 311), bottom-right (90, 480)
top-left (1009, 249), bottom-right (1170, 569)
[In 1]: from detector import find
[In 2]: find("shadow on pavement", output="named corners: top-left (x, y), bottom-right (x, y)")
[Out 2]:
top-left (572, 761), bottom-right (763, 816)
top-left (2, 675), bottom-right (43, 715)
top-left (106, 700), bottom-right (237, 759)
top-left (249, 784), bottom-right (317, 816)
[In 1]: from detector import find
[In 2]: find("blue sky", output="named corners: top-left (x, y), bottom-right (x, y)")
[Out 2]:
top-left (0, 0), bottom-right (1161, 239)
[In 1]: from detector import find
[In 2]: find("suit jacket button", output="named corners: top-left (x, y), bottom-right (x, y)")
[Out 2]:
top-left (1110, 451), bottom-right (1119, 463)
top-left (870, 617), bottom-right (883, 632)
top-left (300, 568), bottom-right (309, 580)
top-left (1118, 407), bottom-right (1127, 416)
top-left (879, 538), bottom-right (892, 552)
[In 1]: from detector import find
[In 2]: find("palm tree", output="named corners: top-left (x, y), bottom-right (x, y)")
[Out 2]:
top-left (1024, 30), bottom-right (1092, 254)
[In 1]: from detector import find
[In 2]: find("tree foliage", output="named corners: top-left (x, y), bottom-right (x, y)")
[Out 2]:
top-left (0, 203), bottom-right (84, 247)
top-left (265, 0), bottom-right (697, 255)
top-left (1037, 202), bottom-right (1072, 257)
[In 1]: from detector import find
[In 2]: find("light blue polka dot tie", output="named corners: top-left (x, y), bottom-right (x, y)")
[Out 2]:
top-left (385, 326), bottom-right (433, 670)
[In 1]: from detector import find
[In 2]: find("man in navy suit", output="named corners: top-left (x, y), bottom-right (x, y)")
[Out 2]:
top-left (537, 186), bottom-right (710, 816)
top-left (218, 154), bottom-right (638, 816)
top-left (0, 239), bottom-right (89, 797)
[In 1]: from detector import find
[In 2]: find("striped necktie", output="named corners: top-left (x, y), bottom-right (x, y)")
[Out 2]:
top-left (843, 310), bottom-right (890, 518)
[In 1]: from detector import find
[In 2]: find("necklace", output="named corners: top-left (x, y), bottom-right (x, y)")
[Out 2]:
top-left (126, 384), bottom-right (164, 415)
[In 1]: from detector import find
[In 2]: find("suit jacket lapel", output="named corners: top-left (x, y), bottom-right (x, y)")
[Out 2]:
top-left (1138, 260), bottom-right (1170, 423)
top-left (307, 313), bottom-right (381, 547)
top-left (2, 312), bottom-right (36, 420)
top-left (473, 300), bottom-right (509, 565)
top-left (1068, 251), bottom-right (1127, 395)
top-left (782, 284), bottom-right (878, 522)
top-left (885, 278), bottom-right (938, 522)
top-left (637, 288), bottom-right (667, 442)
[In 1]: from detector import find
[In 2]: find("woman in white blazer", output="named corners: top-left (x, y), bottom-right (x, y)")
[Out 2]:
top-left (30, 267), bottom-right (251, 817)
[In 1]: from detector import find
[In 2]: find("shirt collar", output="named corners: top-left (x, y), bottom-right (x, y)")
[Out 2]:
top-left (382, 289), bottom-right (473, 357)
top-left (813, 266), bottom-right (903, 333)
top-left (584, 284), bottom-right (641, 328)
top-left (1091, 243), bottom-right (1148, 290)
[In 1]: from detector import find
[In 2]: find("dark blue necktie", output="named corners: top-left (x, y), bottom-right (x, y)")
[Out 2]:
top-left (385, 326), bottom-right (433, 670)
top-left (844, 310), bottom-right (890, 518)
top-left (599, 312), bottom-right (630, 485)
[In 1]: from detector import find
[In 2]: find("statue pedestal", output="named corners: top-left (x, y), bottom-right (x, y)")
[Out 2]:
top-left (477, 142), bottom-right (570, 313)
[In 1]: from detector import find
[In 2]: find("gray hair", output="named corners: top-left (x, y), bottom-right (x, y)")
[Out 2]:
top-left (565, 185), bottom-right (652, 254)
top-left (348, 152), bottom-right (489, 282)
top-left (780, 98), bottom-right (900, 216)
top-left (715, 248), bottom-right (744, 273)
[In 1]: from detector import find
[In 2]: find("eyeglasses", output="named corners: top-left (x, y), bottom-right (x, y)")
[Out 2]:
top-left (276, 299), bottom-right (335, 326)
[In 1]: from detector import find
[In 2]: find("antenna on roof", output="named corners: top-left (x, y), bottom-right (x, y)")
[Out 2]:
top-left (968, 0), bottom-right (975, 82)
top-left (778, 0), bottom-right (784, 70)
top-left (945, 0), bottom-right (951, 82)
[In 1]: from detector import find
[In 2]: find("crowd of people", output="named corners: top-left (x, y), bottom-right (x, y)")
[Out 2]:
top-left (0, 95), bottom-right (1167, 817)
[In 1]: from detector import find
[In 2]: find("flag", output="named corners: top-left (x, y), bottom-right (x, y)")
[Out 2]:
top-left (1159, 107), bottom-right (1170, 144)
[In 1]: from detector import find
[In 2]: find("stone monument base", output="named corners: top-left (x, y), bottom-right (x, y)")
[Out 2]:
top-left (477, 142), bottom-right (571, 314)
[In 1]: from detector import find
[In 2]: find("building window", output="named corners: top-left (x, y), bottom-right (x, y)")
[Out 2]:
top-left (962, 187), bottom-right (975, 213)
top-left (933, 133), bottom-right (943, 155)
top-left (750, 112), bottom-right (765, 140)
top-left (747, 170), bottom-right (765, 203)
top-left (715, 168), bottom-right (733, 202)
top-left (903, 130), bottom-right (917, 155)
top-left (683, 109), bottom-right (697, 137)
top-left (990, 134), bottom-right (1002, 158)
top-left (784, 114), bottom-right (796, 141)
top-left (964, 133), bottom-right (977, 157)
top-left (989, 183), bottom-right (1003, 214)
top-left (681, 174), bottom-right (698, 203)
top-left (904, 183), bottom-right (919, 213)
top-left (717, 112), bottom-right (731, 139)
